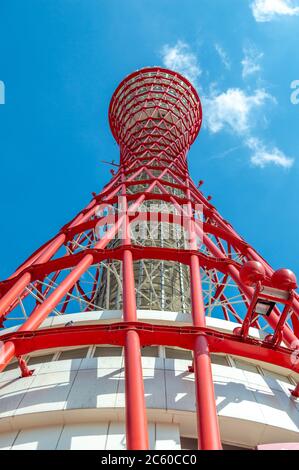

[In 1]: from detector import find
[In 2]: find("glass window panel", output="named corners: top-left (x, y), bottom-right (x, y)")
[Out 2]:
top-left (180, 437), bottom-right (197, 450)
top-left (222, 443), bottom-right (248, 451)
top-left (165, 347), bottom-right (192, 360)
top-left (234, 359), bottom-right (259, 374)
top-left (93, 346), bottom-right (123, 357)
top-left (210, 354), bottom-right (229, 366)
top-left (58, 348), bottom-right (89, 361)
top-left (263, 369), bottom-right (292, 384)
top-left (141, 346), bottom-right (159, 357)
top-left (28, 354), bottom-right (54, 365)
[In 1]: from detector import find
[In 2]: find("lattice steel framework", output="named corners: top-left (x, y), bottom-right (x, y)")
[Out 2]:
top-left (0, 67), bottom-right (299, 450)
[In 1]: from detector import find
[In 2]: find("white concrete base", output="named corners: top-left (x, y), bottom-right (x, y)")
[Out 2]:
top-left (0, 421), bottom-right (180, 450)
top-left (0, 310), bottom-right (298, 449)
top-left (0, 355), bottom-right (298, 449)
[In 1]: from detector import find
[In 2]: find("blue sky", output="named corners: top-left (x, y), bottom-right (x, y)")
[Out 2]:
top-left (0, 0), bottom-right (299, 281)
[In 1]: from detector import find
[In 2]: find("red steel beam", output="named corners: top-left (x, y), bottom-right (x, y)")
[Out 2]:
top-left (0, 200), bottom-right (102, 320)
top-left (1, 66), bottom-right (298, 443)
top-left (2, 322), bottom-right (298, 374)
top-left (190, 253), bottom-right (222, 450)
top-left (193, 334), bottom-right (222, 450)
top-left (187, 182), bottom-right (222, 451)
top-left (194, 224), bottom-right (299, 347)
top-left (121, 174), bottom-right (149, 450)
top-left (0, 216), bottom-right (125, 372)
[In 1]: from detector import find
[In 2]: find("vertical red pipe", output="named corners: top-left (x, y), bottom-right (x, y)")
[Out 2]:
top-left (190, 255), bottom-right (205, 327)
top-left (193, 334), bottom-right (222, 450)
top-left (122, 185), bottom-right (148, 450)
top-left (123, 251), bottom-right (149, 450)
top-left (123, 250), bottom-right (137, 322)
top-left (190, 253), bottom-right (222, 450)
top-left (124, 328), bottom-right (148, 449)
top-left (186, 182), bottom-right (222, 450)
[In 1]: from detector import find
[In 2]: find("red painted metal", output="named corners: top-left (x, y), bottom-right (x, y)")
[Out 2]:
top-left (239, 261), bottom-right (266, 287)
top-left (0, 66), bottom-right (298, 450)
top-left (194, 335), bottom-right (222, 450)
top-left (123, 248), bottom-right (149, 447)
top-left (272, 268), bottom-right (297, 290)
top-left (124, 329), bottom-right (149, 449)
top-left (190, 254), bottom-right (222, 450)
top-left (17, 356), bottom-right (34, 378)
top-left (1, 322), bottom-right (298, 373)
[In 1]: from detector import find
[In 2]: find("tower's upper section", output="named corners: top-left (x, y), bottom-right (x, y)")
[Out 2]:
top-left (109, 67), bottom-right (202, 162)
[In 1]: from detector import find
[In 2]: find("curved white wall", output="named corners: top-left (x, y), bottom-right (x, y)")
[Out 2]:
top-left (0, 310), bottom-right (298, 449)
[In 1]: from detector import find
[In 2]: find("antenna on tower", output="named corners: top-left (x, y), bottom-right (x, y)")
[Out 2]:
top-left (100, 159), bottom-right (119, 167)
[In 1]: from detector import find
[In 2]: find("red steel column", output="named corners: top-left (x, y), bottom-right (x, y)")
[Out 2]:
top-left (123, 315), bottom-right (148, 448)
top-left (190, 254), bottom-right (222, 450)
top-left (123, 252), bottom-right (149, 450)
top-left (193, 334), bottom-right (222, 449)
top-left (121, 184), bottom-right (149, 450)
top-left (186, 184), bottom-right (221, 450)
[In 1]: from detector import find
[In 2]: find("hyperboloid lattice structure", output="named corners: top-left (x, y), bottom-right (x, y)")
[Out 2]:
top-left (0, 67), bottom-right (299, 450)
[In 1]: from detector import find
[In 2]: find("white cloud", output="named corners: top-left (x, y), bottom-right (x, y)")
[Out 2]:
top-left (242, 46), bottom-right (264, 78)
top-left (251, 0), bottom-right (299, 22)
top-left (203, 88), bottom-right (292, 169)
top-left (215, 43), bottom-right (231, 70)
top-left (203, 88), bottom-right (273, 134)
top-left (160, 40), bottom-right (201, 85)
top-left (207, 146), bottom-right (241, 161)
top-left (246, 137), bottom-right (294, 167)
top-left (159, 40), bottom-right (294, 169)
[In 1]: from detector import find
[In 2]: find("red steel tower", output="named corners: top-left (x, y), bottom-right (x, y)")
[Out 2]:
top-left (0, 67), bottom-right (299, 450)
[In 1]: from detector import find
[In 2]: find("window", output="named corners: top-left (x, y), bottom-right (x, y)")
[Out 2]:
top-left (58, 348), bottom-right (89, 361)
top-left (165, 347), bottom-right (192, 361)
top-left (210, 354), bottom-right (229, 366)
top-left (27, 354), bottom-right (54, 365)
top-left (141, 346), bottom-right (159, 357)
top-left (222, 443), bottom-right (248, 451)
top-left (181, 437), bottom-right (248, 450)
top-left (262, 369), bottom-right (292, 384)
top-left (234, 359), bottom-right (259, 374)
top-left (93, 346), bottom-right (123, 357)
top-left (180, 437), bottom-right (197, 450)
